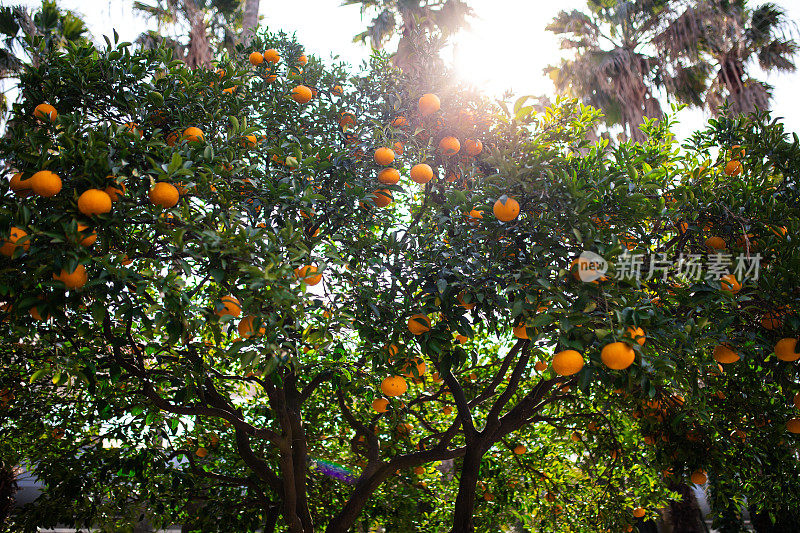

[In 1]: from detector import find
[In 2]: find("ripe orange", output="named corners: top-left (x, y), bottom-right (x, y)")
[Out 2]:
top-left (730, 145), bottom-right (746, 159)
top-left (339, 112), bottom-right (356, 128)
top-left (264, 73), bottom-right (277, 83)
top-left (332, 85), bottom-right (343, 96)
top-left (418, 93), bottom-right (441, 116)
top-left (166, 131), bottom-right (179, 146)
top-left (392, 116), bottom-right (408, 127)
top-left (53, 264), bottom-right (88, 289)
top-left (30, 170), bottom-right (62, 197)
top-left (705, 236), bottom-right (726, 250)
top-left (725, 160), bottom-right (743, 177)
top-left (408, 314), bottom-right (431, 335)
top-left (514, 445), bottom-right (526, 455)
top-left (381, 375), bottom-right (407, 397)
top-left (401, 358), bottom-right (427, 378)
top-left (249, 51), bottom-right (264, 65)
top-left (215, 295), bottom-right (242, 317)
top-left (601, 342), bottom-right (635, 370)
top-left (467, 209), bottom-right (483, 223)
top-left (493, 196), bottom-right (520, 222)
top-left (393, 141), bottom-right (404, 154)
top-left (149, 182), bottom-right (179, 208)
top-left (439, 136), bottom-right (460, 156)
top-left (9, 172), bottom-right (32, 196)
top-left (457, 291), bottom-right (475, 310)
top-left (290, 85), bottom-right (312, 104)
top-left (513, 324), bottom-right (529, 340)
top-left (377, 168), bottom-right (400, 185)
top-left (294, 265), bottom-right (322, 285)
top-left (442, 405), bottom-right (452, 415)
top-left (455, 334), bottom-right (469, 344)
top-left (713, 343), bottom-right (739, 364)
top-left (775, 338), bottom-right (799, 361)
top-left (464, 139), bottom-right (483, 156)
top-left (34, 103), bottom-right (57, 122)
top-left (552, 350), bottom-right (584, 376)
top-left (534, 361), bottom-right (547, 372)
top-left (238, 315), bottom-right (265, 338)
top-left (76, 224), bottom-right (96, 247)
top-left (263, 48), bottom-right (280, 63)
top-left (374, 147), bottom-right (395, 166)
top-left (626, 326), bottom-right (646, 346)
top-left (690, 469), bottom-right (707, 485)
top-left (720, 274), bottom-right (741, 294)
top-left (241, 134), bottom-right (258, 148)
top-left (196, 447), bottom-right (208, 458)
top-left (632, 508), bottom-right (646, 518)
top-left (372, 398), bottom-right (389, 413)
top-left (371, 189), bottom-right (392, 208)
top-left (104, 181), bottom-right (126, 201)
top-left (787, 418), bottom-right (800, 433)
top-left (77, 189), bottom-right (112, 216)
top-left (761, 311), bottom-right (783, 330)
top-left (0, 227), bottom-right (30, 257)
top-left (183, 127), bottom-right (204, 143)
top-left (410, 164), bottom-right (434, 184)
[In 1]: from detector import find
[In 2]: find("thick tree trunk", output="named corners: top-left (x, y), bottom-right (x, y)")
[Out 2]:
top-left (451, 447), bottom-right (483, 533)
top-left (184, 0), bottom-right (212, 68)
top-left (242, 0), bottom-right (260, 43)
top-left (326, 466), bottom-right (393, 533)
top-left (668, 483), bottom-right (706, 533)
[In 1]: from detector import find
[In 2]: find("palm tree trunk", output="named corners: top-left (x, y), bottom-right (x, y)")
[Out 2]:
top-left (242, 0), bottom-right (260, 43)
top-left (184, 0), bottom-right (212, 68)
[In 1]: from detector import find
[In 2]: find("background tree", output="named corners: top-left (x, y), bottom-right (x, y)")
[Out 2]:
top-left (3, 22), bottom-right (800, 533)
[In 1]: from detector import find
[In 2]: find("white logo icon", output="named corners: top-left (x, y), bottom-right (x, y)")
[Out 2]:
top-left (576, 251), bottom-right (609, 282)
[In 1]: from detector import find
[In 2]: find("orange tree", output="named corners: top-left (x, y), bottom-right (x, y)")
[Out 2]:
top-left (3, 27), bottom-right (800, 533)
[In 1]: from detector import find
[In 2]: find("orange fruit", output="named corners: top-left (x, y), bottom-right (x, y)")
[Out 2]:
top-left (294, 265), bottom-right (322, 286)
top-left (332, 85), bottom-right (343, 96)
top-left (372, 398), bottom-right (389, 413)
top-left (793, 393), bottom-right (800, 409)
top-left (34, 103), bottom-right (57, 122)
top-left (775, 338), bottom-right (800, 362)
top-left (401, 358), bottom-right (427, 378)
top-left (393, 141), bottom-right (404, 154)
top-left (457, 292), bottom-right (475, 310)
top-left (104, 181), bottom-right (126, 201)
top-left (339, 112), bottom-right (356, 128)
top-left (514, 445), bottom-right (526, 455)
top-left (493, 196), bottom-right (520, 222)
top-left (705, 236), bottom-right (726, 250)
top-left (297, 54), bottom-right (308, 66)
top-left (439, 136), bottom-right (460, 156)
top-left (53, 264), bottom-right (88, 289)
top-left (552, 350), bottom-right (584, 376)
top-left (391, 116), bottom-right (408, 127)
top-left (410, 164), bottom-right (434, 184)
top-left (454, 334), bottom-right (469, 344)
top-left (249, 51), bottom-right (264, 65)
top-left (371, 189), bottom-right (392, 208)
top-left (165, 131), bottom-right (179, 146)
top-left (76, 224), bottom-right (96, 247)
top-left (381, 375), bottom-right (407, 397)
top-left (413, 466), bottom-right (425, 476)
top-left (534, 361), bottom-right (547, 372)
top-left (787, 418), bottom-right (800, 433)
top-left (263, 48), bottom-right (280, 63)
top-left (690, 469), bottom-right (707, 485)
top-left (761, 312), bottom-right (783, 330)
top-left (725, 160), bottom-right (743, 177)
top-left (182, 127), bottom-right (204, 143)
top-left (374, 147), bottom-right (395, 166)
top-left (377, 168), bottom-right (400, 185)
top-left (408, 314), bottom-right (431, 335)
top-left (238, 315), bottom-right (265, 338)
top-left (601, 342), bottom-right (635, 370)
top-left (464, 139), bottom-right (483, 156)
top-left (0, 227), bottom-right (30, 257)
top-left (196, 447), bottom-right (208, 458)
top-left (77, 189), bottom-right (112, 216)
top-left (467, 209), bottom-right (483, 223)
top-left (215, 295), bottom-right (242, 317)
top-left (418, 93), bottom-right (441, 116)
top-left (30, 170), bottom-right (62, 197)
top-left (626, 326), bottom-right (646, 346)
top-left (264, 73), bottom-right (277, 83)
top-left (9, 172), bottom-right (32, 195)
top-left (720, 274), bottom-right (741, 294)
top-left (241, 134), bottom-right (258, 148)
top-left (730, 145), bottom-right (745, 159)
top-left (149, 182), bottom-right (179, 208)
top-left (513, 324), bottom-right (529, 340)
top-left (290, 85), bottom-right (312, 104)
top-left (442, 405), bottom-right (452, 415)
top-left (632, 508), bottom-right (646, 518)
top-left (713, 343), bottom-right (739, 364)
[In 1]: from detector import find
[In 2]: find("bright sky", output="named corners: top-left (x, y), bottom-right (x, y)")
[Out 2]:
top-left (14, 0), bottom-right (800, 139)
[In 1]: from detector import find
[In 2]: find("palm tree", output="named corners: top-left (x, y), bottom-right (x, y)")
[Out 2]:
top-left (345, 0), bottom-right (473, 71)
top-left (133, 0), bottom-right (246, 68)
top-left (545, 0), bottom-right (678, 142)
top-left (655, 0), bottom-right (798, 116)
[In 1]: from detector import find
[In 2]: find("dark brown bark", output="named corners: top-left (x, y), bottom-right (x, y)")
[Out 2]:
top-left (668, 483), bottom-right (706, 533)
top-left (184, 0), bottom-right (212, 68)
top-left (451, 447), bottom-right (484, 533)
